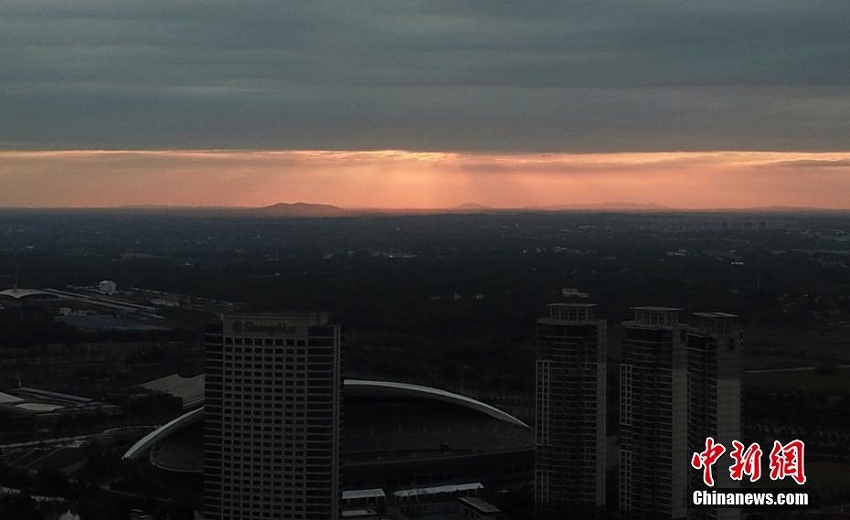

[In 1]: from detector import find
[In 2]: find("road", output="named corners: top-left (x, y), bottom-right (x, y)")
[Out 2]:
top-left (745, 364), bottom-right (850, 375)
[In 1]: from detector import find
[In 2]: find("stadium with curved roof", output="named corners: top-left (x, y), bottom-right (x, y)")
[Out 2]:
top-left (122, 378), bottom-right (535, 491)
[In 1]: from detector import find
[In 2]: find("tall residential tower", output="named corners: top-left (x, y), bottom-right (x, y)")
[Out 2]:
top-left (535, 303), bottom-right (607, 520)
top-left (203, 312), bottom-right (342, 520)
top-left (619, 307), bottom-right (688, 520)
top-left (687, 312), bottom-right (743, 520)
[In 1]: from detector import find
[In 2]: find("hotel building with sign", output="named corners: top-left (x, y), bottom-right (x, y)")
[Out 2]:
top-left (203, 312), bottom-right (342, 520)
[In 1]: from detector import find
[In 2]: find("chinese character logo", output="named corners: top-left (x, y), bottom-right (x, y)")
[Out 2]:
top-left (691, 437), bottom-right (726, 487)
top-left (769, 440), bottom-right (806, 485)
top-left (729, 440), bottom-right (762, 482)
top-left (691, 438), bottom-right (806, 486)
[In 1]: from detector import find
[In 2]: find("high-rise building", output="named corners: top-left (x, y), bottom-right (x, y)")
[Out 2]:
top-left (535, 303), bottom-right (607, 520)
top-left (687, 312), bottom-right (743, 520)
top-left (619, 307), bottom-right (688, 520)
top-left (203, 312), bottom-right (342, 520)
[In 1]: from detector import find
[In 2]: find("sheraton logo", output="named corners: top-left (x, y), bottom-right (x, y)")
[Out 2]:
top-left (231, 320), bottom-right (297, 335)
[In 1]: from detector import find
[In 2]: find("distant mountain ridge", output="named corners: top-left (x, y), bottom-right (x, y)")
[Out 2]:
top-left (246, 201), bottom-right (848, 215)
top-left (253, 202), bottom-right (349, 217)
top-left (452, 202), bottom-right (493, 211)
top-left (532, 201), bottom-right (672, 212)
top-left (2, 202), bottom-right (847, 215)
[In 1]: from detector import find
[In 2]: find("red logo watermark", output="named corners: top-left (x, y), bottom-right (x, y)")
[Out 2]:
top-left (768, 440), bottom-right (806, 485)
top-left (691, 437), bottom-right (726, 487)
top-left (691, 438), bottom-right (806, 487)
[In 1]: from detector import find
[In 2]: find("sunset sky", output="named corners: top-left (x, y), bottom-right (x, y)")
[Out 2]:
top-left (2, 1), bottom-right (849, 209)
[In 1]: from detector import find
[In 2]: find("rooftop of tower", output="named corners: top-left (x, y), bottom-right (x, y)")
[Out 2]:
top-left (627, 306), bottom-right (683, 327)
top-left (691, 311), bottom-right (740, 335)
top-left (544, 302), bottom-right (598, 321)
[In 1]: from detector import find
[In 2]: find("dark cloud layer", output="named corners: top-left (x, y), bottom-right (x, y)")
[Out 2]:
top-left (2, 1), bottom-right (849, 151)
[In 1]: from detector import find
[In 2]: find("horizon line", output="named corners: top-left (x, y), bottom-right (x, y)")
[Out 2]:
top-left (4, 149), bottom-right (850, 210)
top-left (4, 147), bottom-right (850, 154)
top-left (1, 202), bottom-right (849, 212)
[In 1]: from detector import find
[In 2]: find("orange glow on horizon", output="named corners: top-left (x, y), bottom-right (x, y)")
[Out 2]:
top-left (1, 149), bottom-right (850, 210)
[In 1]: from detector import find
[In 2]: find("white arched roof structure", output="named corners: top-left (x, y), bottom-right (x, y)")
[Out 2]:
top-left (123, 407), bottom-right (204, 460)
top-left (122, 379), bottom-right (528, 460)
top-left (344, 379), bottom-right (529, 428)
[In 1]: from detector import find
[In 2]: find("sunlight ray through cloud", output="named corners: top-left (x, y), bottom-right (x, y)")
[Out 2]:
top-left (1, 150), bottom-right (850, 209)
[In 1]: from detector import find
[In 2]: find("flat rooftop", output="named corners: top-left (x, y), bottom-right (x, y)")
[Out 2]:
top-left (223, 312), bottom-right (329, 324)
top-left (0, 387), bottom-right (118, 417)
top-left (137, 374), bottom-right (205, 409)
top-left (57, 314), bottom-right (169, 331)
top-left (458, 496), bottom-right (501, 514)
top-left (342, 489), bottom-right (386, 500)
top-left (630, 306), bottom-right (683, 311)
top-left (393, 482), bottom-right (483, 498)
top-left (692, 311), bottom-right (738, 319)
